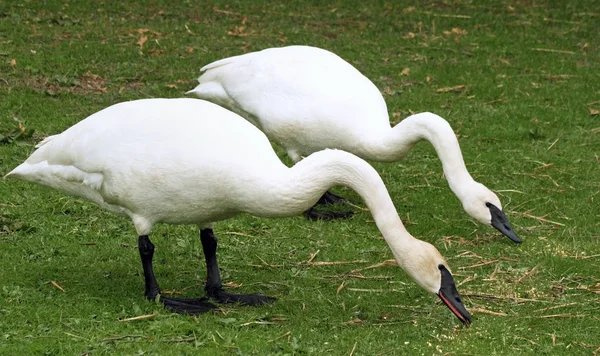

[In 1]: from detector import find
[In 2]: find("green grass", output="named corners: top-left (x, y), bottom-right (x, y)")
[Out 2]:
top-left (1, 0), bottom-right (599, 354)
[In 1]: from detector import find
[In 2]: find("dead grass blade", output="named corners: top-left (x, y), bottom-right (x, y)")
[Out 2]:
top-left (460, 259), bottom-right (499, 269)
top-left (337, 281), bottom-right (346, 294)
top-left (535, 302), bottom-right (578, 312)
top-left (470, 307), bottom-right (507, 316)
top-left (530, 48), bottom-right (576, 55)
top-left (436, 85), bottom-right (466, 93)
top-left (213, 7), bottom-right (241, 16)
top-left (256, 255), bottom-right (278, 269)
top-left (363, 259), bottom-right (398, 270)
top-left (240, 321), bottom-right (277, 326)
top-left (547, 138), bottom-right (560, 151)
top-left (306, 250), bottom-right (320, 263)
top-left (349, 341), bottom-right (358, 356)
top-left (222, 231), bottom-right (255, 238)
top-left (347, 288), bottom-right (404, 293)
top-left (540, 313), bottom-right (585, 319)
top-left (304, 260), bottom-right (367, 266)
top-left (100, 334), bottom-right (145, 343)
top-left (268, 331), bottom-right (291, 343)
top-left (456, 275), bottom-right (477, 287)
top-left (511, 211), bottom-right (565, 226)
top-left (418, 11), bottom-right (471, 18)
top-left (515, 264), bottom-right (540, 284)
top-left (462, 292), bottom-right (547, 303)
top-left (50, 281), bottom-right (65, 292)
top-left (119, 314), bottom-right (157, 322)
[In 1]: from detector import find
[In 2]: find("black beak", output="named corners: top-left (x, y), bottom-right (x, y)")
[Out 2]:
top-left (437, 265), bottom-right (471, 325)
top-left (487, 202), bottom-right (521, 244)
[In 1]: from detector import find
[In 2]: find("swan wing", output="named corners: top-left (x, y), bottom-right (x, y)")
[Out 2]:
top-left (7, 99), bottom-right (284, 221)
top-left (189, 46), bottom-right (390, 154)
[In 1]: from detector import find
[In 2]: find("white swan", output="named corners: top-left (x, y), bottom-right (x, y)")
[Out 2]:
top-left (6, 98), bottom-right (471, 324)
top-left (187, 45), bottom-right (520, 243)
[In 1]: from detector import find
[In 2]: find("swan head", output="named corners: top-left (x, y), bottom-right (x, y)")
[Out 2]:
top-left (399, 240), bottom-right (471, 325)
top-left (460, 182), bottom-right (521, 243)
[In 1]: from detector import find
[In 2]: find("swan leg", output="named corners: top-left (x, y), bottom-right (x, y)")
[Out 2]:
top-left (200, 228), bottom-right (276, 306)
top-left (138, 235), bottom-right (218, 314)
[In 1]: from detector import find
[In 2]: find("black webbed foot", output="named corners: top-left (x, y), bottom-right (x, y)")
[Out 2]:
top-left (317, 191), bottom-right (351, 205)
top-left (303, 207), bottom-right (354, 221)
top-left (208, 288), bottom-right (276, 306)
top-left (160, 296), bottom-right (219, 315)
top-left (303, 190), bottom-right (355, 220)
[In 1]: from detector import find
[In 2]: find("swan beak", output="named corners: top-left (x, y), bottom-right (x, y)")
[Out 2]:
top-left (486, 202), bottom-right (521, 244)
top-left (437, 266), bottom-right (472, 325)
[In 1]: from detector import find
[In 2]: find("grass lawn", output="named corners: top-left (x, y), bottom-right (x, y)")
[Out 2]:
top-left (1, 0), bottom-right (599, 354)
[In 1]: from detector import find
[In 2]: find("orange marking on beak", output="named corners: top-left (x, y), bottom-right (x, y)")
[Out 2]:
top-left (439, 291), bottom-right (468, 324)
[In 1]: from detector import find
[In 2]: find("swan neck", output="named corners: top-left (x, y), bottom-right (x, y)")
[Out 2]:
top-left (384, 113), bottom-right (475, 194)
top-left (280, 150), bottom-right (415, 261)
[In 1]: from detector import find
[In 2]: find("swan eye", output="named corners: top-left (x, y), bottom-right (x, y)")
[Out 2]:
top-left (438, 264), bottom-right (445, 270)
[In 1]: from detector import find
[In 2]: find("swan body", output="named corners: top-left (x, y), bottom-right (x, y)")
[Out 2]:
top-left (188, 45), bottom-right (520, 243)
top-left (7, 98), bottom-right (471, 323)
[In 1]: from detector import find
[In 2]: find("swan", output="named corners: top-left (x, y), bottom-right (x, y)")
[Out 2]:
top-left (6, 98), bottom-right (471, 324)
top-left (187, 45), bottom-right (521, 244)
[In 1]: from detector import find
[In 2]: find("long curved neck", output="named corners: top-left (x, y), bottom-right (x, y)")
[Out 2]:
top-left (256, 149), bottom-right (415, 261)
top-left (376, 112), bottom-right (475, 196)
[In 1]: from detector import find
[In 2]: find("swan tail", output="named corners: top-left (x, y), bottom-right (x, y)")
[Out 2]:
top-left (186, 82), bottom-right (259, 127)
top-left (6, 161), bottom-right (105, 200)
top-left (186, 81), bottom-right (229, 102)
top-left (199, 56), bottom-right (237, 73)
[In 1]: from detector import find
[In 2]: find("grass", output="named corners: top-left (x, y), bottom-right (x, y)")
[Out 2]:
top-left (1, 0), bottom-right (599, 354)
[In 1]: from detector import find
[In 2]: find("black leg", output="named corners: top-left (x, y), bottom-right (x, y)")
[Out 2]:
top-left (200, 228), bottom-right (276, 306)
top-left (138, 235), bottom-right (161, 300)
top-left (138, 235), bottom-right (218, 314)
